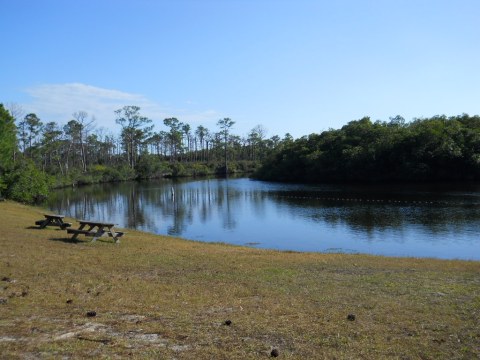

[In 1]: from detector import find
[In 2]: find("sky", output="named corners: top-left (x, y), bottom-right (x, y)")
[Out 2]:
top-left (1, 0), bottom-right (479, 139)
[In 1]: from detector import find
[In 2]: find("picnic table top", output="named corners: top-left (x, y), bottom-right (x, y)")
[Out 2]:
top-left (44, 214), bottom-right (65, 218)
top-left (78, 220), bottom-right (116, 227)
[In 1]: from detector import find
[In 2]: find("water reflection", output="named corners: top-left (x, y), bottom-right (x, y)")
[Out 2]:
top-left (274, 194), bottom-right (479, 236)
top-left (44, 178), bottom-right (480, 260)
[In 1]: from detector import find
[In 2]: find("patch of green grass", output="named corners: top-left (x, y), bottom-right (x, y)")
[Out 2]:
top-left (0, 200), bottom-right (479, 359)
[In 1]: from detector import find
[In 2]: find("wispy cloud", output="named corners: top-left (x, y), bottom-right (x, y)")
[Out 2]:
top-left (23, 83), bottom-right (220, 133)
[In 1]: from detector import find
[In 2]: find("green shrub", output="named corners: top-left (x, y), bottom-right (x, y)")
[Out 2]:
top-left (190, 163), bottom-right (210, 176)
top-left (135, 156), bottom-right (170, 179)
top-left (115, 165), bottom-right (136, 181)
top-left (5, 160), bottom-right (53, 203)
top-left (171, 163), bottom-right (187, 177)
top-left (76, 173), bottom-right (95, 185)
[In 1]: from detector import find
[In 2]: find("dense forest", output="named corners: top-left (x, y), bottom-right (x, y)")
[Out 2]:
top-left (0, 104), bottom-right (285, 203)
top-left (2, 102), bottom-right (480, 203)
top-left (255, 114), bottom-right (480, 183)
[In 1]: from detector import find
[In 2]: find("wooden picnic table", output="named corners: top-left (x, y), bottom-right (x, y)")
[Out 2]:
top-left (67, 220), bottom-right (125, 243)
top-left (35, 214), bottom-right (72, 229)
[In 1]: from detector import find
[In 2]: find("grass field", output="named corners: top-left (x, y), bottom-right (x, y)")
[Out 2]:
top-left (0, 200), bottom-right (479, 359)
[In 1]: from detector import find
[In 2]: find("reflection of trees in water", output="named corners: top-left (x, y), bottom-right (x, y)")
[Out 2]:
top-left (142, 180), bottom-right (246, 234)
top-left (45, 183), bottom-right (129, 222)
top-left (167, 189), bottom-right (192, 236)
top-left (46, 179), bottom-right (246, 236)
top-left (218, 183), bottom-right (236, 230)
top-left (125, 183), bottom-right (156, 230)
top-left (45, 180), bottom-right (480, 239)
top-left (272, 192), bottom-right (480, 235)
top-left (165, 180), bottom-right (242, 233)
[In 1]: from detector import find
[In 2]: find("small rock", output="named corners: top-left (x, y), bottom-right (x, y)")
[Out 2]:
top-left (86, 311), bottom-right (97, 317)
top-left (224, 320), bottom-right (232, 326)
top-left (347, 314), bottom-right (356, 321)
top-left (271, 348), bottom-right (279, 357)
top-left (66, 299), bottom-right (73, 304)
top-left (0, 298), bottom-right (7, 305)
top-left (1, 277), bottom-right (11, 282)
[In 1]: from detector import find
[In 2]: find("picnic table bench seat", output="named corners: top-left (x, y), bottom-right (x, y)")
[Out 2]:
top-left (67, 228), bottom-right (125, 237)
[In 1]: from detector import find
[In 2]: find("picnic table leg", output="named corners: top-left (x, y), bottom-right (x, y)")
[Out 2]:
top-left (91, 226), bottom-right (105, 242)
top-left (113, 233), bottom-right (120, 244)
top-left (109, 226), bottom-right (120, 243)
top-left (70, 223), bottom-right (86, 240)
top-left (39, 219), bottom-right (50, 229)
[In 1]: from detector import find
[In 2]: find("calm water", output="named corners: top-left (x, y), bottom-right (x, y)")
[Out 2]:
top-left (44, 177), bottom-right (480, 260)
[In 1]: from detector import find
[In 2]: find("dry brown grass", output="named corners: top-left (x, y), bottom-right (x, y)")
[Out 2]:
top-left (0, 200), bottom-right (479, 359)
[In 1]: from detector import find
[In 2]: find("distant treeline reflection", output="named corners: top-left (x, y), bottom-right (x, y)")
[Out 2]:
top-left (45, 179), bottom-right (480, 238)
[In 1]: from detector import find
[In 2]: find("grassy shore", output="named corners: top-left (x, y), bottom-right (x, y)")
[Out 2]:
top-left (0, 201), bottom-right (478, 359)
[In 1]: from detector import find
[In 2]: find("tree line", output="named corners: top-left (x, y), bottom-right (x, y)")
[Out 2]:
top-left (3, 102), bottom-right (480, 203)
top-left (255, 114), bottom-right (480, 183)
top-left (0, 104), bottom-right (286, 203)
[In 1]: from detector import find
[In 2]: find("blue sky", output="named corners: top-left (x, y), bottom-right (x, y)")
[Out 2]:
top-left (1, 0), bottom-right (479, 139)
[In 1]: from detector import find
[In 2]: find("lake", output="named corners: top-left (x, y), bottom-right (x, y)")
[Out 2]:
top-left (44, 177), bottom-right (480, 260)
